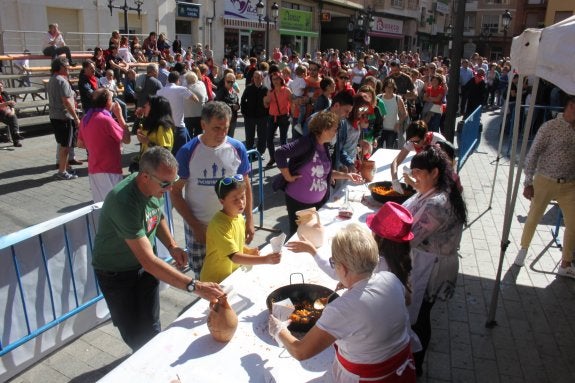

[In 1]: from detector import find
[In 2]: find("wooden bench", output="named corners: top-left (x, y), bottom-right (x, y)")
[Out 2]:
top-left (14, 99), bottom-right (50, 115)
top-left (0, 114), bottom-right (51, 131)
top-left (3, 85), bottom-right (46, 101)
top-left (27, 65), bottom-right (81, 73)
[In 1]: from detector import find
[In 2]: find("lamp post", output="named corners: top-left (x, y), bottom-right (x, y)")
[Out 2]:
top-left (502, 9), bottom-right (512, 58)
top-left (107, 0), bottom-right (144, 35)
top-left (351, 9), bottom-right (375, 54)
top-left (446, 23), bottom-right (453, 51)
top-left (256, 0), bottom-right (279, 61)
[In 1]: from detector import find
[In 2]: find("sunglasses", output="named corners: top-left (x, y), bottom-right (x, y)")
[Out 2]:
top-left (226, 80), bottom-right (235, 84)
top-left (149, 173), bottom-right (180, 188)
top-left (217, 174), bottom-right (244, 196)
top-left (329, 257), bottom-right (336, 269)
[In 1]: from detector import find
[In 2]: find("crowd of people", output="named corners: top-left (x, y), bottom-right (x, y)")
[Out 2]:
top-left (35, 25), bottom-right (573, 381)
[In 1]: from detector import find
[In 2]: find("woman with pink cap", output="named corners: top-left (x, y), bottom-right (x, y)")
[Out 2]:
top-left (273, 223), bottom-right (416, 382)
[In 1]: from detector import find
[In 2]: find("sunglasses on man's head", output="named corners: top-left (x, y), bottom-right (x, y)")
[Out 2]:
top-left (217, 174), bottom-right (244, 195)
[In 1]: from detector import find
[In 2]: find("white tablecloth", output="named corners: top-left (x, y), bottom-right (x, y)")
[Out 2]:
top-left (98, 149), bottom-right (412, 383)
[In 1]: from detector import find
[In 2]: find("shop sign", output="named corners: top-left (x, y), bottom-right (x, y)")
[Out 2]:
top-left (435, 1), bottom-right (449, 15)
top-left (320, 12), bottom-right (331, 22)
top-left (372, 17), bottom-right (403, 35)
top-left (280, 8), bottom-right (313, 31)
top-left (225, 0), bottom-right (259, 20)
top-left (177, 3), bottom-right (200, 18)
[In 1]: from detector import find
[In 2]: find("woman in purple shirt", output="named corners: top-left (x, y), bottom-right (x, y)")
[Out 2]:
top-left (274, 110), bottom-right (363, 235)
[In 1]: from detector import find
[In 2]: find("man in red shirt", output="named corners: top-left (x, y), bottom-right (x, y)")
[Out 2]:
top-left (199, 63), bottom-right (215, 101)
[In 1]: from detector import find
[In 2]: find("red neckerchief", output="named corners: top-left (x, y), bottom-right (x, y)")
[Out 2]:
top-left (414, 132), bottom-right (434, 153)
top-left (88, 74), bottom-right (98, 91)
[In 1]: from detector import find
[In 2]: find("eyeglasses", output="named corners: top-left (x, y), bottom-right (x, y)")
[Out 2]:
top-left (329, 257), bottom-right (336, 269)
top-left (217, 174), bottom-right (244, 196)
top-left (226, 81), bottom-right (235, 84)
top-left (149, 173), bottom-right (180, 188)
top-left (409, 138), bottom-right (423, 145)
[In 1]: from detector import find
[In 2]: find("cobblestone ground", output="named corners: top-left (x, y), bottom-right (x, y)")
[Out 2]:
top-left (2, 105), bottom-right (575, 382)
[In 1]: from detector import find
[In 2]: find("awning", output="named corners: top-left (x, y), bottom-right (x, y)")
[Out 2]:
top-left (368, 32), bottom-right (403, 40)
top-left (321, 0), bottom-right (363, 10)
top-left (223, 17), bottom-right (268, 31)
top-left (279, 28), bottom-right (319, 38)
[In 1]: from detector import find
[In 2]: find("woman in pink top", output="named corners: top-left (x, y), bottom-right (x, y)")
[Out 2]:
top-left (78, 89), bottom-right (131, 202)
top-left (263, 72), bottom-right (292, 168)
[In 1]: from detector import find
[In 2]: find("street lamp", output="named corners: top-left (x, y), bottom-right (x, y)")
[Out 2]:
top-left (446, 23), bottom-right (453, 50)
top-left (502, 9), bottom-right (512, 58)
top-left (256, 0), bottom-right (279, 61)
top-left (107, 0), bottom-right (144, 36)
top-left (351, 9), bottom-right (375, 53)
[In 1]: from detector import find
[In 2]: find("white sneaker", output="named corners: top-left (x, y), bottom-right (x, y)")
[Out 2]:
top-left (293, 124), bottom-right (303, 135)
top-left (557, 265), bottom-right (575, 279)
top-left (513, 248), bottom-right (528, 267)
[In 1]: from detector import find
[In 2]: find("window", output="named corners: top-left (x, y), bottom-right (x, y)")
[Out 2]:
top-left (176, 20), bottom-right (192, 35)
top-left (486, 0), bottom-right (509, 4)
top-left (463, 14), bottom-right (475, 33)
top-left (408, 0), bottom-right (419, 10)
top-left (554, 11), bottom-right (573, 23)
top-left (391, 0), bottom-right (404, 8)
top-left (482, 14), bottom-right (500, 34)
top-left (420, 7), bottom-right (427, 27)
top-left (284, 2), bottom-right (312, 12)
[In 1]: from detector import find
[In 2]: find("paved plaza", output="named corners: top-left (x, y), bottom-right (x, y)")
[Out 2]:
top-left (2, 106), bottom-right (575, 382)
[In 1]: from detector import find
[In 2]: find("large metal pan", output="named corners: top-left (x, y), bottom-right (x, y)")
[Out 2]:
top-left (368, 181), bottom-right (415, 204)
top-left (266, 273), bottom-right (338, 332)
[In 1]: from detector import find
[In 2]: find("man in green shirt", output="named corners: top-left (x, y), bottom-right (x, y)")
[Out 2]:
top-left (92, 146), bottom-right (223, 351)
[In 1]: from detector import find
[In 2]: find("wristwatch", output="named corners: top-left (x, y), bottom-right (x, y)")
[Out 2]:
top-left (186, 279), bottom-right (196, 292)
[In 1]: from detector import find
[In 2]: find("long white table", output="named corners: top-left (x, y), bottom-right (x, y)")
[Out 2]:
top-left (98, 149), bottom-right (412, 383)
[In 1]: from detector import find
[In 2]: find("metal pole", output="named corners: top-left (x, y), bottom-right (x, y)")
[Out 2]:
top-left (503, 29), bottom-right (507, 58)
top-left (124, 0), bottom-right (129, 35)
top-left (266, 19), bottom-right (270, 60)
top-left (444, 0), bottom-right (466, 143)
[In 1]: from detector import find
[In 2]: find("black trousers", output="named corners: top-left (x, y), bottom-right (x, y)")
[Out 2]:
top-left (0, 112), bottom-right (22, 142)
top-left (244, 116), bottom-right (268, 154)
top-left (95, 268), bottom-right (161, 352)
top-left (43, 46), bottom-right (73, 62)
top-left (411, 298), bottom-right (435, 374)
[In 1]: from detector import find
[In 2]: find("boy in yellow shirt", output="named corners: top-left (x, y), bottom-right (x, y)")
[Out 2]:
top-left (200, 175), bottom-right (281, 283)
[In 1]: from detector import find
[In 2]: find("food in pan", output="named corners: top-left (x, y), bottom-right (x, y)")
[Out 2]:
top-left (288, 300), bottom-right (324, 324)
top-left (370, 185), bottom-right (407, 197)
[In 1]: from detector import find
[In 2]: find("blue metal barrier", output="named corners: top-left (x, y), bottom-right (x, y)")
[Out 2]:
top-left (457, 105), bottom-right (482, 173)
top-left (247, 149), bottom-right (265, 228)
top-left (0, 204), bottom-right (104, 357)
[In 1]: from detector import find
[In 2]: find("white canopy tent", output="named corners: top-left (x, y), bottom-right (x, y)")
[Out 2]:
top-left (486, 16), bottom-right (575, 325)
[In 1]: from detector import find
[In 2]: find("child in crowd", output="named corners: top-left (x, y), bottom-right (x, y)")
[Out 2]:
top-left (200, 175), bottom-right (282, 283)
top-left (289, 65), bottom-right (308, 134)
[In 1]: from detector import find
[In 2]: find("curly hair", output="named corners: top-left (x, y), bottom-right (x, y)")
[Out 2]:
top-left (410, 145), bottom-right (467, 224)
top-left (309, 110), bottom-right (339, 137)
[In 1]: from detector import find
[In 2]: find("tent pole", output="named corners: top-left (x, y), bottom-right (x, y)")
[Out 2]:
top-left (488, 67), bottom-right (516, 208)
top-left (486, 77), bottom-right (539, 326)
top-left (486, 75), bottom-right (524, 327)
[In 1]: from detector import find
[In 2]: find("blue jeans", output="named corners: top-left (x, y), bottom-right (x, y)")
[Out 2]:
top-left (95, 268), bottom-right (160, 351)
top-left (172, 126), bottom-right (190, 156)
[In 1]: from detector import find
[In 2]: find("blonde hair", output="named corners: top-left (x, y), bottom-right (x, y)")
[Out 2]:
top-left (331, 223), bottom-right (379, 274)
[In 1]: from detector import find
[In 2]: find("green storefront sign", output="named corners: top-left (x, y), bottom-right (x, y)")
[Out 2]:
top-left (279, 8), bottom-right (318, 37)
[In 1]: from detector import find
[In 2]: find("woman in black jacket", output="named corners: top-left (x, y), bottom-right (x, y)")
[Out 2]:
top-left (215, 72), bottom-right (240, 137)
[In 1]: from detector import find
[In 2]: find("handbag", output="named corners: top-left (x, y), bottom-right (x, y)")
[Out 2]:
top-left (430, 104), bottom-right (443, 114)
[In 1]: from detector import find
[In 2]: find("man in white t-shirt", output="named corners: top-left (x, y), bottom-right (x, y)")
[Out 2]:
top-left (390, 120), bottom-right (445, 193)
top-left (170, 101), bottom-right (254, 276)
top-left (157, 71), bottom-right (198, 155)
